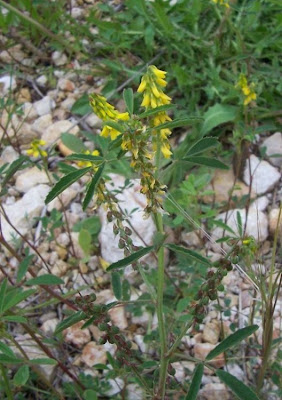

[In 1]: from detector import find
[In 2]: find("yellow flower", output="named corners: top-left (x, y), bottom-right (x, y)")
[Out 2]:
top-left (211, 0), bottom-right (230, 8)
top-left (138, 65), bottom-right (173, 159)
top-left (89, 94), bottom-right (129, 140)
top-left (161, 143), bottom-right (172, 159)
top-left (150, 65), bottom-right (167, 79)
top-left (26, 139), bottom-right (47, 158)
top-left (101, 125), bottom-right (121, 141)
top-left (236, 74), bottom-right (257, 106)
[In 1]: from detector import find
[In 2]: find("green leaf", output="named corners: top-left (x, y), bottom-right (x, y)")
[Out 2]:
top-left (71, 94), bottom-right (92, 116)
top-left (2, 315), bottom-right (27, 323)
top-left (107, 246), bottom-right (154, 271)
top-left (55, 311), bottom-right (86, 335)
top-left (61, 133), bottom-right (86, 153)
top-left (111, 272), bottom-right (122, 300)
top-left (29, 358), bottom-right (57, 365)
top-left (2, 289), bottom-right (35, 313)
top-left (154, 117), bottom-right (202, 131)
top-left (83, 164), bottom-right (104, 210)
top-left (25, 275), bottom-right (64, 286)
top-left (79, 229), bottom-right (92, 256)
top-left (73, 216), bottom-right (101, 236)
top-left (177, 297), bottom-right (190, 313)
top-left (152, 1), bottom-right (173, 34)
top-left (0, 355), bottom-right (23, 364)
top-left (13, 365), bottom-right (29, 386)
top-left (182, 156), bottom-right (229, 170)
top-left (0, 341), bottom-right (16, 357)
top-left (17, 254), bottom-right (34, 283)
top-left (57, 161), bottom-right (78, 174)
top-left (123, 88), bottom-right (134, 115)
top-left (212, 219), bottom-right (236, 234)
top-left (139, 104), bottom-right (175, 118)
top-left (45, 167), bottom-right (92, 204)
top-left (0, 278), bottom-right (8, 313)
top-left (201, 104), bottom-right (238, 135)
top-left (66, 153), bottom-right (103, 163)
top-left (186, 137), bottom-right (219, 157)
top-left (165, 244), bottom-right (211, 266)
top-left (236, 211), bottom-right (243, 237)
top-left (2, 155), bottom-right (29, 187)
top-left (83, 389), bottom-right (98, 400)
top-left (216, 370), bottom-right (260, 400)
top-left (185, 363), bottom-right (204, 400)
top-left (121, 279), bottom-right (131, 301)
top-left (206, 325), bottom-right (259, 361)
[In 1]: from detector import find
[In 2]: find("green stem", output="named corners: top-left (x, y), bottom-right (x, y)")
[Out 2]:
top-left (154, 212), bottom-right (168, 399)
top-left (0, 364), bottom-right (13, 400)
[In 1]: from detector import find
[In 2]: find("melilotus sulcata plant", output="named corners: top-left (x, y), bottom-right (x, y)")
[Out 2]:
top-left (45, 66), bottom-right (260, 399)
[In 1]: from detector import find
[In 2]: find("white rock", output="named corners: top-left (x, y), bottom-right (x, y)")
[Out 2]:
top-left (262, 132), bottom-right (282, 167)
top-left (181, 230), bottom-right (201, 247)
top-left (36, 75), bottom-right (47, 86)
top-left (32, 114), bottom-right (53, 135)
top-left (105, 378), bottom-right (124, 396)
top-left (52, 51), bottom-right (68, 66)
top-left (15, 167), bottom-right (49, 192)
top-left (22, 102), bottom-right (38, 120)
top-left (204, 169), bottom-right (252, 203)
top-left (12, 334), bottom-right (56, 379)
top-left (42, 120), bottom-right (79, 145)
top-left (203, 320), bottom-right (220, 344)
top-left (194, 343), bottom-right (225, 368)
top-left (0, 75), bottom-right (17, 95)
top-left (226, 364), bottom-right (244, 381)
top-left (249, 196), bottom-right (269, 212)
top-left (64, 321), bottom-right (91, 348)
top-left (200, 383), bottom-right (229, 400)
top-left (81, 342), bottom-right (107, 367)
top-left (33, 96), bottom-right (56, 116)
top-left (0, 146), bottom-right (18, 164)
top-left (109, 306), bottom-right (128, 330)
top-left (99, 175), bottom-right (156, 264)
top-left (61, 96), bottom-right (76, 110)
top-left (41, 318), bottom-right (59, 335)
top-left (85, 113), bottom-right (102, 128)
top-left (211, 208), bottom-right (268, 252)
top-left (126, 384), bottom-right (144, 400)
top-left (243, 154), bottom-right (280, 194)
top-left (134, 335), bottom-right (147, 353)
top-left (269, 208), bottom-right (282, 237)
top-left (58, 78), bottom-right (75, 92)
top-left (71, 7), bottom-right (83, 18)
top-left (1, 184), bottom-right (49, 242)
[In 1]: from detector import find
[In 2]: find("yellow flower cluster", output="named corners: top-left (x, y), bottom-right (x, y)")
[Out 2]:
top-left (77, 150), bottom-right (100, 168)
top-left (89, 94), bottom-right (129, 140)
top-left (211, 0), bottom-right (229, 8)
top-left (236, 74), bottom-right (257, 106)
top-left (137, 65), bottom-right (172, 159)
top-left (26, 139), bottom-right (47, 158)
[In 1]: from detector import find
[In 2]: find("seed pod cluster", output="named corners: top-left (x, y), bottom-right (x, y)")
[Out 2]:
top-left (191, 258), bottom-right (233, 326)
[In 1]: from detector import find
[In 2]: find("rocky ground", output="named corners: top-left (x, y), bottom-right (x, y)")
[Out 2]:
top-left (0, 14), bottom-right (282, 400)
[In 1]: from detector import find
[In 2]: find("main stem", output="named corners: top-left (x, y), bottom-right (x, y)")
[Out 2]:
top-left (155, 212), bottom-right (169, 399)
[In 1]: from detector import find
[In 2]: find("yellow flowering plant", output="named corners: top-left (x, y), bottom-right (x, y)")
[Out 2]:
top-left (236, 73), bottom-right (257, 106)
top-left (45, 66), bottom-right (231, 399)
top-left (26, 139), bottom-right (47, 158)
